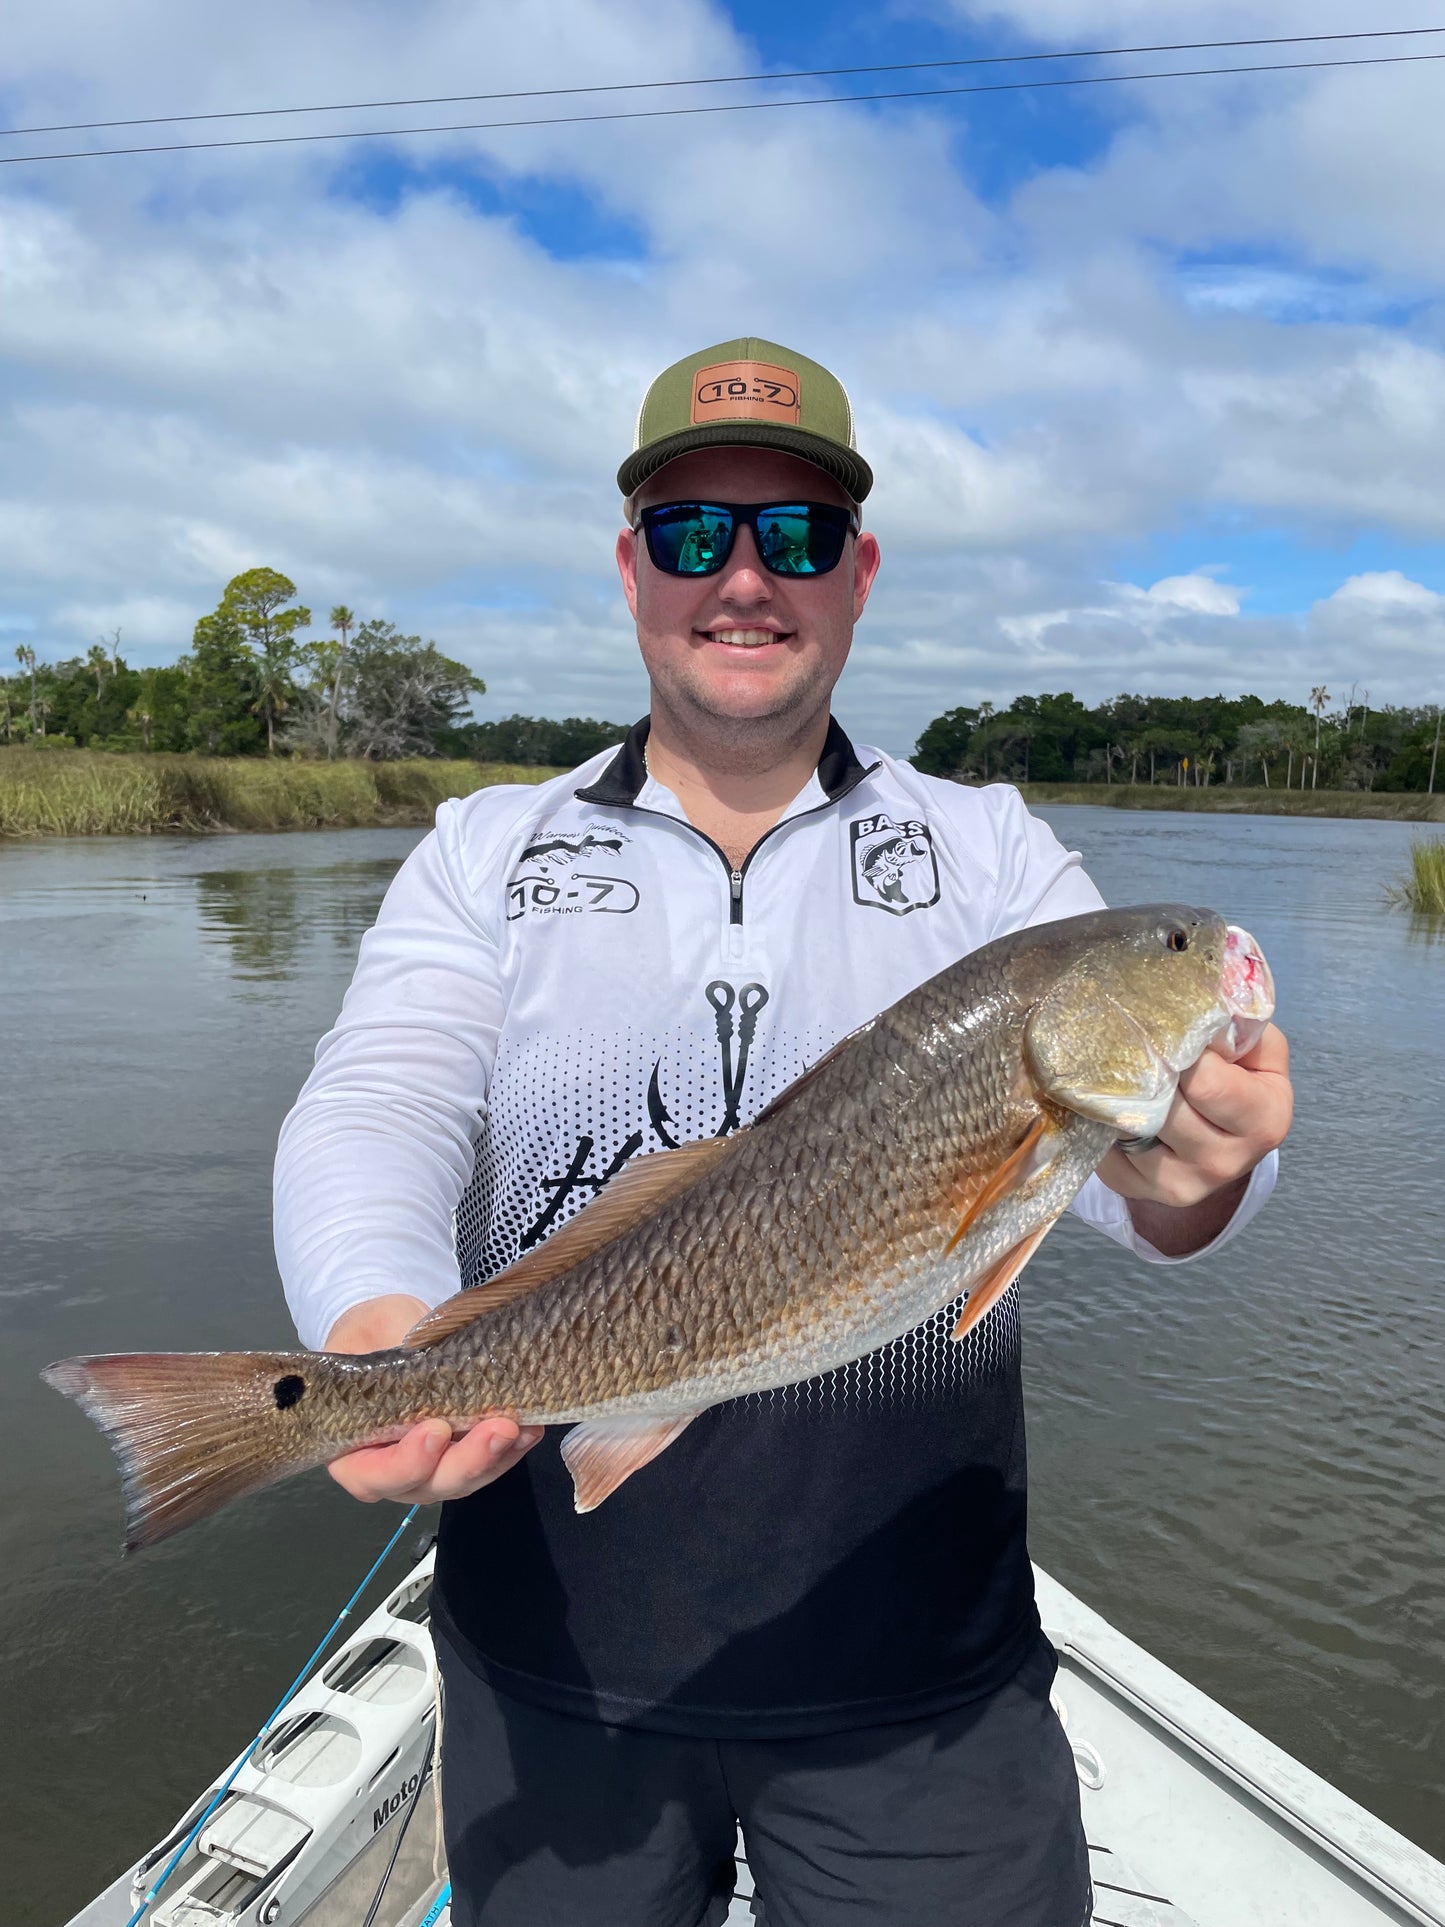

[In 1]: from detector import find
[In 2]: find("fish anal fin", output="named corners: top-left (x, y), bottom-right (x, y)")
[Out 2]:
top-left (943, 1115), bottom-right (1049, 1257)
top-left (560, 1413), bottom-right (699, 1512)
top-left (952, 1217), bottom-right (1060, 1341)
top-left (404, 1139), bottom-right (738, 1348)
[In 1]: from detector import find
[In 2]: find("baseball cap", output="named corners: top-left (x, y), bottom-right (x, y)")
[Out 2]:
top-left (618, 336), bottom-right (873, 503)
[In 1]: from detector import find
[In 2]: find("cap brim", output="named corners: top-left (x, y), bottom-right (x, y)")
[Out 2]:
top-left (618, 423), bottom-right (873, 503)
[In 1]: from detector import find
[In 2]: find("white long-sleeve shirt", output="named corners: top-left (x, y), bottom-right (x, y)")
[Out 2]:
top-left (273, 718), bottom-right (1277, 1736)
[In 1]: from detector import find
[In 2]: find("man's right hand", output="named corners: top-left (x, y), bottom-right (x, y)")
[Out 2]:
top-left (323, 1295), bottom-right (543, 1505)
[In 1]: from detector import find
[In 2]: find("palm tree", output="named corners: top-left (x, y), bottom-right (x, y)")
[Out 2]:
top-left (325, 605), bottom-right (355, 759)
top-left (1309, 686), bottom-right (1329, 789)
top-left (251, 657), bottom-right (293, 754)
top-left (14, 643), bottom-right (37, 738)
top-left (86, 643), bottom-right (109, 700)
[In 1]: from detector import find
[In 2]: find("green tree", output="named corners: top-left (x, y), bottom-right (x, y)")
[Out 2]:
top-left (325, 605), bottom-right (355, 759)
top-left (339, 621), bottom-right (484, 759)
top-left (458, 715), bottom-right (631, 766)
top-left (911, 707), bottom-right (979, 777)
top-left (14, 643), bottom-right (37, 738)
top-left (186, 607), bottom-right (263, 755)
top-left (218, 568), bottom-right (311, 753)
top-left (1309, 685), bottom-right (1330, 789)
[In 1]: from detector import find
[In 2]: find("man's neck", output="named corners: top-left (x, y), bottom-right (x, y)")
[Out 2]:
top-left (644, 705), bottom-right (832, 869)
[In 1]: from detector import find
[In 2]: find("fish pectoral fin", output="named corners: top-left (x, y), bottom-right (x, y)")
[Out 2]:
top-left (951, 1215), bottom-right (1061, 1341)
top-left (403, 1138), bottom-right (739, 1348)
top-left (943, 1115), bottom-right (1051, 1257)
top-left (560, 1413), bottom-right (700, 1512)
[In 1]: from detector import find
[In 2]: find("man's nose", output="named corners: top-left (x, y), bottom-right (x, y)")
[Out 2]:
top-left (715, 525), bottom-right (773, 606)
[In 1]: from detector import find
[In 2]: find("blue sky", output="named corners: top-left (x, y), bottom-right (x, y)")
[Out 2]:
top-left (3, 0), bottom-right (1444, 751)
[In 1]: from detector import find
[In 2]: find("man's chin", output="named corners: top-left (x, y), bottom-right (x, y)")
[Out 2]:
top-left (669, 681), bottom-right (823, 736)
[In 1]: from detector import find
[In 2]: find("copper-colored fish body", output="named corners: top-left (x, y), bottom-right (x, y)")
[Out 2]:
top-left (44, 904), bottom-right (1272, 1548)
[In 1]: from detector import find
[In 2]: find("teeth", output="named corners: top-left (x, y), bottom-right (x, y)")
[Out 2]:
top-left (710, 629), bottom-right (779, 648)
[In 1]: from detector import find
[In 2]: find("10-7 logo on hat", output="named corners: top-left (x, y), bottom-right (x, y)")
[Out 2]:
top-left (691, 360), bottom-right (802, 425)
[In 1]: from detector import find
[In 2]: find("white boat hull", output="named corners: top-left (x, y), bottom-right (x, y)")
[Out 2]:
top-left (65, 1556), bottom-right (1445, 1927)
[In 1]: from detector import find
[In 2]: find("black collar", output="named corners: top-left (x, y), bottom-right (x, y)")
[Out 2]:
top-left (575, 715), bottom-right (874, 808)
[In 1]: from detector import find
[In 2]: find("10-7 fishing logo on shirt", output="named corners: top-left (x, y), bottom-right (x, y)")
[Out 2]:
top-left (506, 823), bottom-right (640, 919)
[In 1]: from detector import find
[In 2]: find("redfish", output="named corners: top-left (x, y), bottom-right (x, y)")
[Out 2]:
top-left (45, 906), bottom-right (1273, 1550)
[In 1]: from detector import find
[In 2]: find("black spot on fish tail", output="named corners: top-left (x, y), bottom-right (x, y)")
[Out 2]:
top-left (273, 1373), bottom-right (306, 1410)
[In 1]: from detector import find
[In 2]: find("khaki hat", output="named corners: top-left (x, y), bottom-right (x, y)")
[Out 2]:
top-left (618, 336), bottom-right (873, 502)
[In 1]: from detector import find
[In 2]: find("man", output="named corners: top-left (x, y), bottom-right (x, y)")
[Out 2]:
top-left (275, 337), bottom-right (1292, 1927)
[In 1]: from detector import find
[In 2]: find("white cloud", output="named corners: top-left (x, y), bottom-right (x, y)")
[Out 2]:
top-left (2, 0), bottom-right (1445, 754)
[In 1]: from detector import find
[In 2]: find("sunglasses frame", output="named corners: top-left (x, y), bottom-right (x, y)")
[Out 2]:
top-left (635, 499), bottom-right (861, 579)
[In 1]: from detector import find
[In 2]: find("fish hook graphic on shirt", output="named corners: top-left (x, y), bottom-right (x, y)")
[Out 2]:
top-left (516, 978), bottom-right (771, 1250)
top-left (649, 979), bottom-right (770, 1147)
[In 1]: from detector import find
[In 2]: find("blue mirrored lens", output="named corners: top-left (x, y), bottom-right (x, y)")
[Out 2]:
top-left (644, 505), bottom-right (735, 576)
top-left (753, 505), bottom-right (850, 576)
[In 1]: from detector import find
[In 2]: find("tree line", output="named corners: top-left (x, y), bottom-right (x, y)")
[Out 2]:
top-left (911, 689), bottom-right (1444, 792)
top-left (3, 569), bottom-right (487, 761)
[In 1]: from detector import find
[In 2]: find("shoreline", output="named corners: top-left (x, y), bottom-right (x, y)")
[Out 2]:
top-left (1010, 782), bottom-right (1445, 822)
top-left (0, 750), bottom-right (559, 839)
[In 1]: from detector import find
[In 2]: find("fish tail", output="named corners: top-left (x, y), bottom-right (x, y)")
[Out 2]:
top-left (42, 1350), bottom-right (343, 1552)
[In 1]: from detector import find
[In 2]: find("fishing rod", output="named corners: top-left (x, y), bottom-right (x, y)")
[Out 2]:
top-left (123, 1506), bottom-right (421, 1927)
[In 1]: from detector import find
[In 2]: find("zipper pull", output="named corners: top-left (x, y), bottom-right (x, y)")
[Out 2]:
top-left (728, 867), bottom-right (745, 938)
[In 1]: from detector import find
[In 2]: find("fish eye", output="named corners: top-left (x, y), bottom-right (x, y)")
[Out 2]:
top-left (1166, 928), bottom-right (1190, 953)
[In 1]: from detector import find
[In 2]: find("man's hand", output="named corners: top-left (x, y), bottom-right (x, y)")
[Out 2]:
top-left (323, 1295), bottom-right (543, 1505)
top-left (1096, 1022), bottom-right (1293, 1257)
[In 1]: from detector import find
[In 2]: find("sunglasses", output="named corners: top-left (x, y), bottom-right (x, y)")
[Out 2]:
top-left (636, 500), bottom-right (860, 579)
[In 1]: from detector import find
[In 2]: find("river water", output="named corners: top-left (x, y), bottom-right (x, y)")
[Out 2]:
top-left (2, 808), bottom-right (1441, 1922)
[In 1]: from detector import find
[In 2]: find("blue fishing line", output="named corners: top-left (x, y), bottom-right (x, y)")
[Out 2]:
top-left (123, 1505), bottom-right (421, 1927)
top-left (419, 1881), bottom-right (453, 1927)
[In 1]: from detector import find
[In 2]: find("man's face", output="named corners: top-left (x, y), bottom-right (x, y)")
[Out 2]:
top-left (616, 447), bottom-right (881, 740)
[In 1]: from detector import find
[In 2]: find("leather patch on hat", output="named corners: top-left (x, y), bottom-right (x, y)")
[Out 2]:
top-left (691, 360), bottom-right (801, 426)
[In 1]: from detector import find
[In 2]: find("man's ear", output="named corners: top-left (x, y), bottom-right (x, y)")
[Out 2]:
top-left (852, 530), bottom-right (882, 621)
top-left (616, 523), bottom-right (641, 619)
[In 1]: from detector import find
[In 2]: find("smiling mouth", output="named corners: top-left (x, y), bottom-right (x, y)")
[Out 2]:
top-left (700, 627), bottom-right (792, 649)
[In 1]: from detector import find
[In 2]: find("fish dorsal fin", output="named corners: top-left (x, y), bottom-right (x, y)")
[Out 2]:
top-left (402, 1137), bottom-right (738, 1349)
top-left (560, 1412), bottom-right (699, 1511)
top-left (951, 1214), bottom-right (1061, 1341)
top-left (749, 1017), bottom-right (877, 1129)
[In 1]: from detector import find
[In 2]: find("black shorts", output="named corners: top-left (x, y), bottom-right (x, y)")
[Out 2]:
top-left (434, 1620), bottom-right (1091, 1927)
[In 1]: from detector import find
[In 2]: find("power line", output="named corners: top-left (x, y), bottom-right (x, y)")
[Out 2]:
top-left (3, 47), bottom-right (1443, 168)
top-left (1, 24), bottom-right (1442, 140)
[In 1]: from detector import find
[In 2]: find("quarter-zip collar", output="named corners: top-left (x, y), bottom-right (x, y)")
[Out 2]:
top-left (575, 715), bottom-right (875, 811)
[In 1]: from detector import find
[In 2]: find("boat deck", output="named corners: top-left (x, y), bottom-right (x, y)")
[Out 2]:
top-left (66, 1555), bottom-right (1445, 1927)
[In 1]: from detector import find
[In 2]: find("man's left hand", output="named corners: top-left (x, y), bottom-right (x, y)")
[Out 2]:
top-left (1097, 1022), bottom-right (1293, 1257)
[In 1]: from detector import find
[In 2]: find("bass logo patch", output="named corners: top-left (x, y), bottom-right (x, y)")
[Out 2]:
top-left (849, 813), bottom-right (939, 915)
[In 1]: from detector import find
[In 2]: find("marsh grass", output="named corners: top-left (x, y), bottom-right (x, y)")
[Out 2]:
top-left (1016, 782), bottom-right (1445, 822)
top-left (0, 749), bottom-right (556, 838)
top-left (1390, 837), bottom-right (1445, 916)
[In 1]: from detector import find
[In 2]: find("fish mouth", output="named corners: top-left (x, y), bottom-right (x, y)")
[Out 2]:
top-left (1215, 924), bottom-right (1275, 1061)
